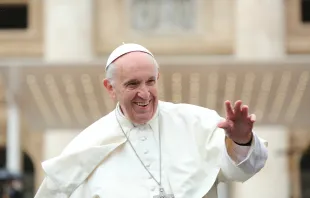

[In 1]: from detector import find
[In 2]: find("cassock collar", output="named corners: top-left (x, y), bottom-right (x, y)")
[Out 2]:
top-left (115, 102), bottom-right (160, 135)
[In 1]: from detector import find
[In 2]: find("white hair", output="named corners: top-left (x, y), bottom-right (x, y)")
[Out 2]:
top-left (105, 54), bottom-right (159, 86)
top-left (105, 63), bottom-right (117, 86)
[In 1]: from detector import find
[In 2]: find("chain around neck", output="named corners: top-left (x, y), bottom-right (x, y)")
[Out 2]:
top-left (114, 109), bottom-right (162, 187)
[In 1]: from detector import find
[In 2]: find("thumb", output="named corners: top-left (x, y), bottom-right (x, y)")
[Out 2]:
top-left (217, 120), bottom-right (230, 130)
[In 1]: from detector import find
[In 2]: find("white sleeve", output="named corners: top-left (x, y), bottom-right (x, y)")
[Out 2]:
top-left (218, 132), bottom-right (268, 182)
top-left (226, 138), bottom-right (251, 165)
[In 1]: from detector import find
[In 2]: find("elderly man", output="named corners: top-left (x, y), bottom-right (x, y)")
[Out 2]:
top-left (34, 43), bottom-right (268, 198)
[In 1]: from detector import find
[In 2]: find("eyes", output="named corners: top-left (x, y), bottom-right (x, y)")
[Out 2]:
top-left (125, 79), bottom-right (156, 89)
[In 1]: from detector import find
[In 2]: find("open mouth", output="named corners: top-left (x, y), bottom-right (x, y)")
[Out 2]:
top-left (134, 101), bottom-right (151, 107)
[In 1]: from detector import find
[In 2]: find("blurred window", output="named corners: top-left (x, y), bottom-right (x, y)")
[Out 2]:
top-left (0, 3), bottom-right (28, 29)
top-left (130, 0), bottom-right (196, 32)
top-left (301, 0), bottom-right (310, 23)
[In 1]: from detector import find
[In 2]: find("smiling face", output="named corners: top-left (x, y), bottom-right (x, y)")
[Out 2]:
top-left (103, 52), bottom-right (159, 124)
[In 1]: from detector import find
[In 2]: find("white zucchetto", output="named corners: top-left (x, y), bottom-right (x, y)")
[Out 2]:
top-left (105, 43), bottom-right (154, 70)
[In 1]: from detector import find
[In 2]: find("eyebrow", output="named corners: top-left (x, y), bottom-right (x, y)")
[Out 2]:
top-left (123, 77), bottom-right (156, 86)
top-left (148, 76), bottom-right (156, 80)
top-left (123, 79), bottom-right (140, 86)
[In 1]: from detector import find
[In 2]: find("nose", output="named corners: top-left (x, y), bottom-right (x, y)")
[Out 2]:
top-left (137, 85), bottom-right (150, 99)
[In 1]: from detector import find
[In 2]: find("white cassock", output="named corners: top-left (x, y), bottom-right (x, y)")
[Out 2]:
top-left (34, 101), bottom-right (268, 198)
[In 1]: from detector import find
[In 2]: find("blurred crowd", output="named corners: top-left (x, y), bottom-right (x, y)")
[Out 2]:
top-left (0, 170), bottom-right (23, 198)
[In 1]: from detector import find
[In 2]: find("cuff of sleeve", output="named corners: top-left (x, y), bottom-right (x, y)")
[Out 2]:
top-left (225, 133), bottom-right (256, 165)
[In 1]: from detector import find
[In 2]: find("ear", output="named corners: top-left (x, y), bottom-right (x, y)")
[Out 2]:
top-left (157, 72), bottom-right (160, 80)
top-left (103, 79), bottom-right (116, 100)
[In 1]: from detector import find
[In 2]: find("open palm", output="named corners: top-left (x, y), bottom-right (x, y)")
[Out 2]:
top-left (217, 100), bottom-right (255, 144)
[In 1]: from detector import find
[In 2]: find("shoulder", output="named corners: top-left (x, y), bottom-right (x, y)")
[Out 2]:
top-left (159, 100), bottom-right (223, 122)
top-left (158, 101), bottom-right (225, 144)
top-left (60, 110), bottom-right (117, 155)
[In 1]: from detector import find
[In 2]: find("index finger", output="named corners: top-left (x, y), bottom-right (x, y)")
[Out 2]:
top-left (225, 100), bottom-right (234, 119)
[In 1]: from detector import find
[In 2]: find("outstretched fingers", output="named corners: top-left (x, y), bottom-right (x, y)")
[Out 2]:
top-left (225, 100), bottom-right (234, 119)
top-left (249, 114), bottom-right (256, 123)
top-left (233, 100), bottom-right (243, 117)
top-left (241, 105), bottom-right (249, 118)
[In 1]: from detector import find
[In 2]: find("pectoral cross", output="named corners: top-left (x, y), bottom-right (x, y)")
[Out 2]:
top-left (153, 187), bottom-right (175, 198)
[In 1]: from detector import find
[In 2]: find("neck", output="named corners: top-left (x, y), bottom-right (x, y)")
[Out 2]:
top-left (118, 105), bottom-right (146, 126)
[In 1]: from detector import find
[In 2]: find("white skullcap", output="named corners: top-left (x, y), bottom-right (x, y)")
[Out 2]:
top-left (105, 43), bottom-right (154, 70)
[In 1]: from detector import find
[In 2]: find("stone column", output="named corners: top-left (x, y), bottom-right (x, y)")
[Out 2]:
top-left (6, 67), bottom-right (21, 175)
top-left (38, 0), bottom-right (94, 187)
top-left (235, 0), bottom-right (285, 59)
top-left (6, 95), bottom-right (21, 175)
top-left (44, 0), bottom-right (94, 62)
top-left (232, 126), bottom-right (290, 198)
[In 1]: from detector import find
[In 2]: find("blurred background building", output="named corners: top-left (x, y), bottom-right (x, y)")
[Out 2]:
top-left (0, 0), bottom-right (309, 198)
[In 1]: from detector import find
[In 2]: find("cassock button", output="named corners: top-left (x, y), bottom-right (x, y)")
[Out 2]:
top-left (140, 136), bottom-right (147, 141)
top-left (93, 195), bottom-right (100, 198)
top-left (144, 150), bottom-right (149, 154)
top-left (146, 163), bottom-right (150, 168)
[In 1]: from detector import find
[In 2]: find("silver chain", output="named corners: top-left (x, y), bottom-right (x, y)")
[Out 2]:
top-left (115, 110), bottom-right (162, 187)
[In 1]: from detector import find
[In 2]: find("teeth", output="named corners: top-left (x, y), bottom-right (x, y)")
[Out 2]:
top-left (136, 102), bottom-right (149, 106)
